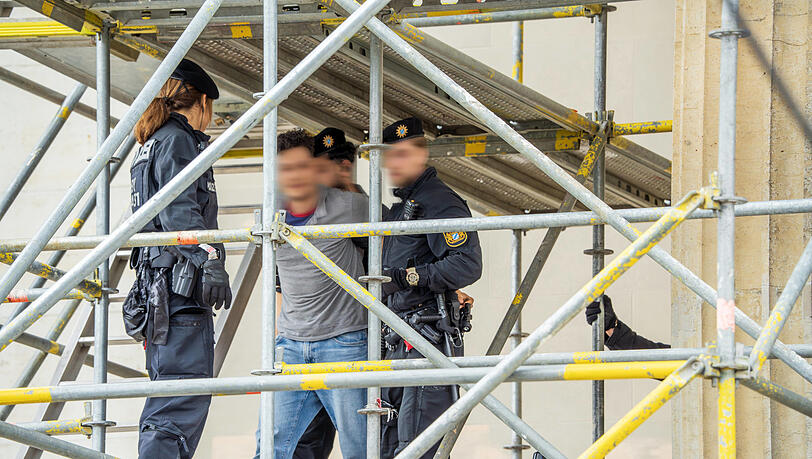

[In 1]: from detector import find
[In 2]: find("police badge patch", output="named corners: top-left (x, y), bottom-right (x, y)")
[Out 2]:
top-left (443, 231), bottom-right (467, 247)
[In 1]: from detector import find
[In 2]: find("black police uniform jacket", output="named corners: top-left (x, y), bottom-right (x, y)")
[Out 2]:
top-left (130, 112), bottom-right (224, 309)
top-left (382, 167), bottom-right (482, 312)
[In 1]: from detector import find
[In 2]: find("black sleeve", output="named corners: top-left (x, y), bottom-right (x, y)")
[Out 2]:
top-left (152, 135), bottom-right (209, 267)
top-left (605, 321), bottom-right (671, 350)
top-left (414, 198), bottom-right (483, 292)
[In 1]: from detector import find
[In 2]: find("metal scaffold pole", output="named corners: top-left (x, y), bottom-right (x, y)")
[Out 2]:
top-left (365, 34), bottom-right (384, 459)
top-left (508, 229), bottom-right (526, 458)
top-left (712, 0), bottom-right (742, 455)
top-left (258, 0), bottom-right (278, 453)
top-left (590, 7), bottom-right (608, 442)
top-left (507, 19), bottom-right (525, 459)
top-left (91, 22), bottom-right (111, 452)
top-left (0, 83), bottom-right (87, 222)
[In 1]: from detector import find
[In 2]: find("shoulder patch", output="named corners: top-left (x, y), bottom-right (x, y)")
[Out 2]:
top-left (131, 139), bottom-right (156, 167)
top-left (444, 231), bottom-right (467, 247)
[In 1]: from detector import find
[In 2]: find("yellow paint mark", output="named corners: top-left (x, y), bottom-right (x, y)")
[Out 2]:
top-left (47, 341), bottom-right (61, 355)
top-left (300, 375), bottom-right (329, 390)
top-left (717, 377), bottom-right (736, 456)
top-left (511, 293), bottom-right (523, 305)
top-left (0, 387), bottom-right (52, 405)
top-left (229, 22), bottom-right (253, 39)
top-left (71, 218), bottom-right (84, 229)
top-left (572, 351), bottom-right (601, 364)
top-left (463, 135), bottom-right (487, 156)
top-left (563, 361), bottom-right (681, 380)
top-left (80, 11), bottom-right (103, 34)
top-left (554, 130), bottom-right (580, 151)
top-left (41, 1), bottom-right (54, 17)
top-left (281, 360), bottom-right (394, 375)
top-left (222, 148), bottom-right (262, 159)
top-left (57, 107), bottom-right (71, 119)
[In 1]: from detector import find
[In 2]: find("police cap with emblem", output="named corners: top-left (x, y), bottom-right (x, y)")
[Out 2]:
top-left (383, 117), bottom-right (424, 144)
top-left (171, 59), bottom-right (219, 100)
top-left (314, 127), bottom-right (356, 162)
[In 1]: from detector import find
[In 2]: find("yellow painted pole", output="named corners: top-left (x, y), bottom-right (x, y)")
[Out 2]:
top-left (613, 120), bottom-right (672, 135)
top-left (579, 358), bottom-right (704, 458)
top-left (278, 359), bottom-right (683, 379)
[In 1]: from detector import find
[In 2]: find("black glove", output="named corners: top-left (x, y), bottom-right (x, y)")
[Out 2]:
top-left (381, 268), bottom-right (409, 297)
top-left (585, 295), bottom-right (617, 331)
top-left (198, 259), bottom-right (232, 310)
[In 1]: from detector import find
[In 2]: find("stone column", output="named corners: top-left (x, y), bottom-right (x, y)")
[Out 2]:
top-left (671, 1), bottom-right (811, 457)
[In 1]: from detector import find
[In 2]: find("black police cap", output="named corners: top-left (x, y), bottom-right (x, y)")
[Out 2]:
top-left (315, 127), bottom-right (355, 162)
top-left (170, 59), bottom-right (219, 100)
top-left (383, 117), bottom-right (424, 144)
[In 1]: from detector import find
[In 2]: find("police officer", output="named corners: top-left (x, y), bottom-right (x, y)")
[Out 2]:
top-left (313, 127), bottom-right (364, 194)
top-left (378, 117), bottom-right (482, 459)
top-left (127, 59), bottom-right (232, 459)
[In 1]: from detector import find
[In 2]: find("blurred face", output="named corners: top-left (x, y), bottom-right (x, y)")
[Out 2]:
top-left (384, 139), bottom-right (429, 187)
top-left (335, 159), bottom-right (354, 188)
top-left (313, 154), bottom-right (340, 188)
top-left (278, 146), bottom-right (318, 200)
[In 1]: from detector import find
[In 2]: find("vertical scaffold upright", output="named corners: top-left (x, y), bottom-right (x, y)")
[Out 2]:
top-left (0, 1), bottom-right (810, 458)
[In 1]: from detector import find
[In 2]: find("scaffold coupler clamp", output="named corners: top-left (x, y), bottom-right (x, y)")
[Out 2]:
top-left (251, 361), bottom-right (284, 376)
top-left (700, 175), bottom-right (722, 210)
top-left (358, 398), bottom-right (397, 422)
top-left (357, 142), bottom-right (392, 160)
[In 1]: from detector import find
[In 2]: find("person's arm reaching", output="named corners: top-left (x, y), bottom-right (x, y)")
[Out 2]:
top-left (585, 295), bottom-right (670, 350)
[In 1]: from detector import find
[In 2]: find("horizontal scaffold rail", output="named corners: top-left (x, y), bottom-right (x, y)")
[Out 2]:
top-left (0, 362), bottom-right (686, 406)
top-left (0, 198), bottom-right (806, 252)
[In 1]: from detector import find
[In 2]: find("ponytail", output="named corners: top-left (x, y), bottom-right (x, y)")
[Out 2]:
top-left (134, 78), bottom-right (206, 144)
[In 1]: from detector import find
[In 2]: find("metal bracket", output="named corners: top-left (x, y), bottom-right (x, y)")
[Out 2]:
top-left (709, 28), bottom-right (750, 39)
top-left (82, 420), bottom-right (116, 428)
top-left (358, 405), bottom-right (391, 416)
top-left (357, 143), bottom-right (393, 152)
top-left (252, 91), bottom-right (265, 100)
top-left (713, 195), bottom-right (748, 205)
top-left (251, 361), bottom-right (283, 376)
top-left (503, 444), bottom-right (531, 451)
top-left (359, 275), bottom-right (392, 284)
top-left (508, 331), bottom-right (529, 339)
top-left (701, 174), bottom-right (722, 210)
top-left (583, 248), bottom-right (614, 256)
top-left (697, 354), bottom-right (720, 379)
top-left (101, 287), bottom-right (118, 294)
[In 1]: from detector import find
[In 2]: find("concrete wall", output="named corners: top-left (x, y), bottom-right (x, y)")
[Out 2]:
top-left (0, 1), bottom-right (676, 457)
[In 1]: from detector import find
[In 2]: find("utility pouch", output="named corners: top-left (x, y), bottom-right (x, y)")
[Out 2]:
top-left (171, 258), bottom-right (198, 298)
top-left (122, 264), bottom-right (150, 342)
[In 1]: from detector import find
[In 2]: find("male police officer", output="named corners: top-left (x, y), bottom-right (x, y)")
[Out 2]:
top-left (126, 59), bottom-right (231, 458)
top-left (313, 127), bottom-right (364, 194)
top-left (378, 117), bottom-right (482, 459)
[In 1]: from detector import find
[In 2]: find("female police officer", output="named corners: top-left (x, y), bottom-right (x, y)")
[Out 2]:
top-left (128, 59), bottom-right (232, 458)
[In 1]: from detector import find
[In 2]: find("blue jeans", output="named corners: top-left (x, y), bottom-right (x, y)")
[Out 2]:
top-left (255, 329), bottom-right (368, 459)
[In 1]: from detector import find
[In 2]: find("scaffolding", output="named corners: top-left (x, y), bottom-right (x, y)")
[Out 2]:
top-left (0, 0), bottom-right (809, 457)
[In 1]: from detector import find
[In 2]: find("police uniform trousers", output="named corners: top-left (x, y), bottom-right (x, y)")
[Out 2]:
top-left (381, 337), bottom-right (463, 459)
top-left (294, 408), bottom-right (336, 459)
top-left (139, 306), bottom-right (214, 459)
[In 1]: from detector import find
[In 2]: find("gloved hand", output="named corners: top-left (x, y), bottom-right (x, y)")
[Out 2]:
top-left (381, 268), bottom-right (409, 297)
top-left (198, 259), bottom-right (232, 310)
top-left (585, 295), bottom-right (617, 331)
